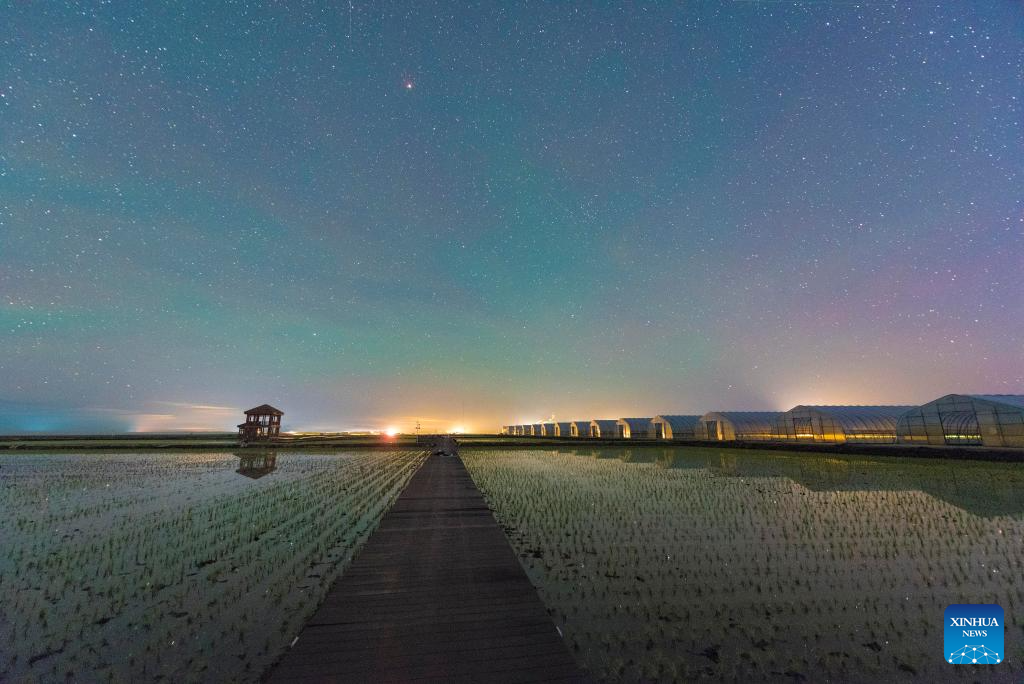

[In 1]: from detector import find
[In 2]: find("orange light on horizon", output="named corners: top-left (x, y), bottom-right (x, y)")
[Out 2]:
top-left (385, 426), bottom-right (399, 437)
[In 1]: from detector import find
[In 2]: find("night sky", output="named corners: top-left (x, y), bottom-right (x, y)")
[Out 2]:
top-left (2, 2), bottom-right (1021, 433)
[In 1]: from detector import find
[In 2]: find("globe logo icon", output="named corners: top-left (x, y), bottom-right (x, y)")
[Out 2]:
top-left (948, 645), bottom-right (1000, 665)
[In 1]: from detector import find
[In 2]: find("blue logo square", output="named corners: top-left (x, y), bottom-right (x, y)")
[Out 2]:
top-left (945, 604), bottom-right (1004, 665)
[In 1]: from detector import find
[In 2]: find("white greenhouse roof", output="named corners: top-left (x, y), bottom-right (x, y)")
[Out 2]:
top-left (652, 415), bottom-right (701, 429)
top-left (966, 394), bottom-right (1024, 410)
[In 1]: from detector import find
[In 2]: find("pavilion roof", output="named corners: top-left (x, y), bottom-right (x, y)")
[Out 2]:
top-left (244, 404), bottom-right (284, 416)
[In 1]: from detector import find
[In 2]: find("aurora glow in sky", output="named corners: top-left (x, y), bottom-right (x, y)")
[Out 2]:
top-left (1, 2), bottom-right (1022, 433)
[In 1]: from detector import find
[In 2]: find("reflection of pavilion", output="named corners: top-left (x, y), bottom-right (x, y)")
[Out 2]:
top-left (236, 452), bottom-right (278, 479)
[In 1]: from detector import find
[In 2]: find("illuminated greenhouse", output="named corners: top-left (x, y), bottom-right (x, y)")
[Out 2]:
top-left (650, 415), bottom-right (701, 440)
top-left (896, 394), bottom-right (1024, 447)
top-left (589, 420), bottom-right (619, 438)
top-left (553, 422), bottom-right (573, 437)
top-left (775, 405), bottom-right (914, 444)
top-left (531, 423), bottom-right (543, 436)
top-left (694, 412), bottom-right (782, 441)
top-left (616, 418), bottom-right (654, 439)
top-left (570, 421), bottom-right (590, 437)
top-left (537, 423), bottom-right (555, 437)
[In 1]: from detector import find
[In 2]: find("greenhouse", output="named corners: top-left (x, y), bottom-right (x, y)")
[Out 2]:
top-left (616, 418), bottom-right (654, 439)
top-left (570, 421), bottom-right (591, 437)
top-left (531, 423), bottom-right (543, 436)
top-left (694, 412), bottom-right (782, 441)
top-left (537, 423), bottom-right (555, 437)
top-left (775, 405), bottom-right (914, 444)
top-left (589, 420), bottom-right (619, 438)
top-left (896, 394), bottom-right (1024, 448)
top-left (650, 415), bottom-right (701, 440)
top-left (553, 422), bottom-right (573, 437)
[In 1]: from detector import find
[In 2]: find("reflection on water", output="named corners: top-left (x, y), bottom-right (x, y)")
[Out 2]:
top-left (615, 448), bottom-right (657, 464)
top-left (235, 451), bottom-right (278, 479)
top-left (605, 447), bottom-right (1024, 518)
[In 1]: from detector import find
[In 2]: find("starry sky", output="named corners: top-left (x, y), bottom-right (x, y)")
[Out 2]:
top-left (1, 2), bottom-right (1022, 433)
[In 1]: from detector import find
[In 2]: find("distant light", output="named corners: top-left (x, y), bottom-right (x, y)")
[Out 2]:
top-left (450, 425), bottom-right (465, 434)
top-left (385, 427), bottom-right (399, 437)
top-left (403, 80), bottom-right (414, 90)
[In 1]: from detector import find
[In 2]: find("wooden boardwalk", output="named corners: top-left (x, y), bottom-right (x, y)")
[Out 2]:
top-left (268, 453), bottom-right (588, 683)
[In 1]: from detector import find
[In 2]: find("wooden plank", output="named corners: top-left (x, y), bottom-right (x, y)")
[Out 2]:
top-left (266, 453), bottom-right (588, 683)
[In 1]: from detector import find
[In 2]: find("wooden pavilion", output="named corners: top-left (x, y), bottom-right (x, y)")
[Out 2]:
top-left (238, 404), bottom-right (284, 443)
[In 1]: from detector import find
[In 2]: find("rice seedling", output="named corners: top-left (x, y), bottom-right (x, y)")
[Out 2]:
top-left (463, 448), bottom-right (1024, 683)
top-left (0, 449), bottom-right (426, 681)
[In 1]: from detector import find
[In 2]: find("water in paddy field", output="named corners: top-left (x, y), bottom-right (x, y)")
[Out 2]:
top-left (462, 448), bottom-right (1024, 683)
top-left (0, 450), bottom-right (427, 682)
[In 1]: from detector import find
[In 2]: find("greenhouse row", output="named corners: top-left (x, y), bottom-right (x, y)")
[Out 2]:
top-left (502, 394), bottom-right (1024, 448)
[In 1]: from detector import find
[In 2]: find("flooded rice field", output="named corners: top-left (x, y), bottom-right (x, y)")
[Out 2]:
top-left (0, 450), bottom-right (425, 682)
top-left (4, 447), bottom-right (1022, 683)
top-left (463, 448), bottom-right (1024, 683)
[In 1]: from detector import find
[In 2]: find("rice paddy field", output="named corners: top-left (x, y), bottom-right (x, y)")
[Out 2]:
top-left (463, 447), bottom-right (1024, 683)
top-left (0, 449), bottom-right (426, 682)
